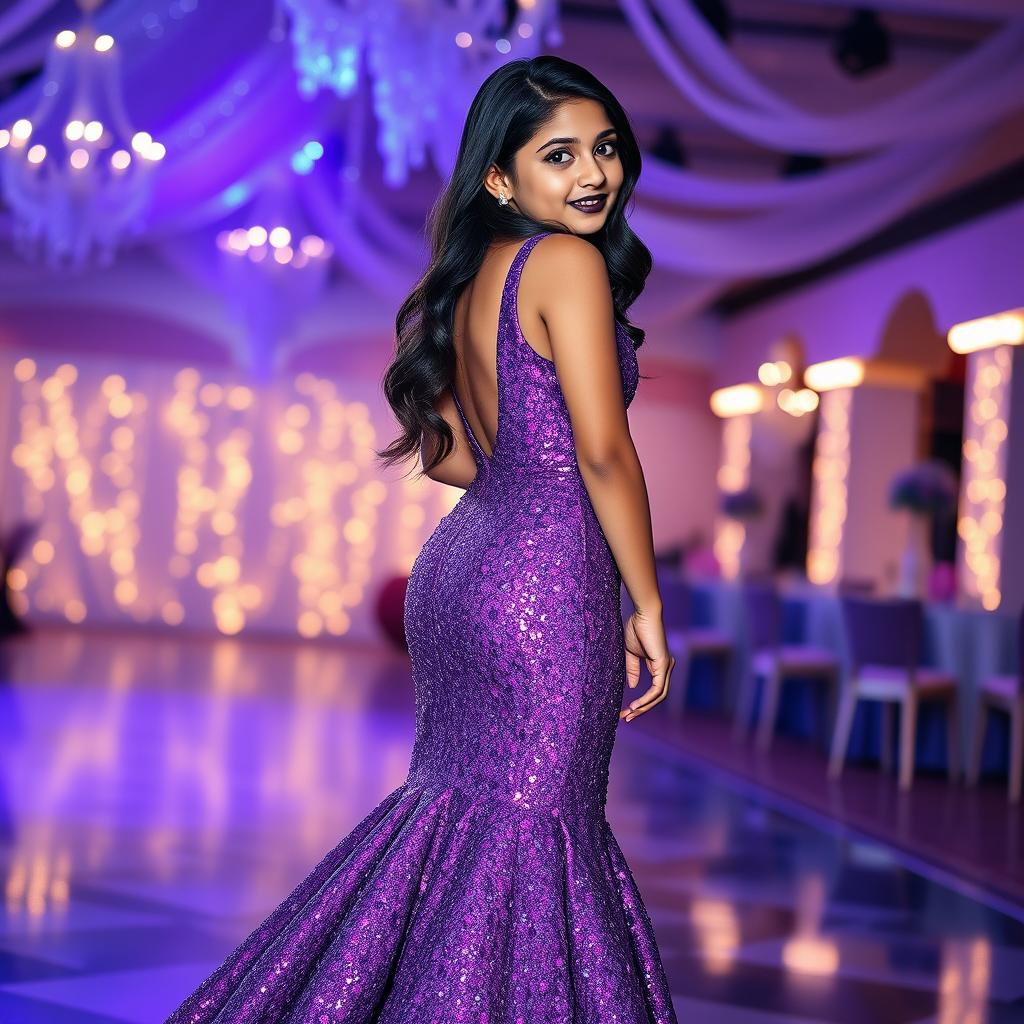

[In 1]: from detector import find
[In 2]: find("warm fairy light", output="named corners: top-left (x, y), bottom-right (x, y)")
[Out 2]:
top-left (757, 360), bottom-right (792, 386)
top-left (300, 235), bottom-right (326, 258)
top-left (269, 226), bottom-right (291, 248)
top-left (948, 309), bottom-right (1024, 355)
top-left (110, 149), bottom-right (131, 171)
top-left (94, 34), bottom-right (114, 52)
top-left (957, 345), bottom-right (1011, 610)
top-left (167, 369), bottom-right (257, 635)
top-left (226, 385), bottom-right (253, 410)
top-left (12, 118), bottom-right (32, 142)
top-left (5, 357), bottom-right (423, 638)
top-left (807, 389), bottom-right (852, 585)
top-left (101, 373), bottom-right (125, 397)
top-left (14, 358), bottom-right (37, 382)
top-left (777, 387), bottom-right (819, 417)
top-left (129, 131), bottom-right (164, 161)
top-left (275, 385), bottom-right (385, 636)
top-left (782, 936), bottom-right (839, 976)
top-left (690, 898), bottom-right (740, 975)
top-left (222, 226), bottom-right (329, 267)
top-left (11, 358), bottom-right (145, 622)
top-left (55, 29), bottom-right (77, 48)
top-left (162, 600), bottom-right (184, 625)
top-left (27, 144), bottom-right (46, 165)
top-left (6, 568), bottom-right (28, 591)
top-left (65, 120), bottom-right (85, 141)
top-left (710, 383), bottom-right (762, 418)
top-left (455, 32), bottom-right (473, 47)
top-left (804, 357), bottom-right (865, 392)
top-left (936, 937), bottom-right (991, 1024)
top-left (69, 148), bottom-right (90, 170)
top-left (199, 382), bottom-right (223, 407)
top-left (32, 539), bottom-right (54, 564)
top-left (713, 415), bottom-right (752, 580)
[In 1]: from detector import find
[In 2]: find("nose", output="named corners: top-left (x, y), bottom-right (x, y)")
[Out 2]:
top-left (577, 151), bottom-right (607, 188)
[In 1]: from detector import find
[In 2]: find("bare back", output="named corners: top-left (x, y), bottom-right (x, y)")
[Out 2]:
top-left (451, 239), bottom-right (555, 460)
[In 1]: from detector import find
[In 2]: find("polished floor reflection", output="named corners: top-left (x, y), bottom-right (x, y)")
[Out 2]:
top-left (0, 625), bottom-right (1020, 1023)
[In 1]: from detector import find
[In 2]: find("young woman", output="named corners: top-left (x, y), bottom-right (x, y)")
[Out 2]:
top-left (167, 55), bottom-right (677, 1024)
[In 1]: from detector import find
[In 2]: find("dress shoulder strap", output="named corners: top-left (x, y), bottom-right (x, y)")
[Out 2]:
top-left (497, 232), bottom-right (552, 364)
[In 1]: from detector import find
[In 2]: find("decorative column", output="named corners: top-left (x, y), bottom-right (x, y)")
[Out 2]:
top-left (709, 384), bottom-right (760, 580)
top-left (805, 358), bottom-right (925, 590)
top-left (950, 309), bottom-right (1024, 613)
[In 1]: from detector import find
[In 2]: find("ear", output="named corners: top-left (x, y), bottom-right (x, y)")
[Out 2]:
top-left (482, 164), bottom-right (512, 202)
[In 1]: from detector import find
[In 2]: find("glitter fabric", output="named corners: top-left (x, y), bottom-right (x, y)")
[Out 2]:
top-left (165, 232), bottom-right (678, 1024)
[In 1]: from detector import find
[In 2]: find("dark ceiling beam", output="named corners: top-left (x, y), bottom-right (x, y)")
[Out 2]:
top-left (562, 1), bottom-right (988, 53)
top-left (780, 0), bottom-right (1020, 22)
top-left (714, 154), bottom-right (1024, 316)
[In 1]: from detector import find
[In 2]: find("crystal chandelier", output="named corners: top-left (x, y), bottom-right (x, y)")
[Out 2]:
top-left (277, 0), bottom-right (560, 187)
top-left (0, 1), bottom-right (165, 269)
top-left (215, 168), bottom-right (334, 382)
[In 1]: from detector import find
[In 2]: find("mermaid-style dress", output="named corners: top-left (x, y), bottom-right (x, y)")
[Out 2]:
top-left (166, 232), bottom-right (679, 1024)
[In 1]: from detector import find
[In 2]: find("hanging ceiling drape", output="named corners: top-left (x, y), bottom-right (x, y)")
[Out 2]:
top-left (0, 0), bottom-right (1022, 314)
top-left (620, 0), bottom-right (1024, 153)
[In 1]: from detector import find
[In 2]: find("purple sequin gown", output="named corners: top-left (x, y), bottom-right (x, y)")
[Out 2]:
top-left (166, 232), bottom-right (678, 1024)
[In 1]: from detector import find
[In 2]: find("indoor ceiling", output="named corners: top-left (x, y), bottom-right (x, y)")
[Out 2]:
top-left (0, 0), bottom-right (1020, 310)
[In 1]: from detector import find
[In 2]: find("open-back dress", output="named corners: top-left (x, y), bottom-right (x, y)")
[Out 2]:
top-left (166, 231), bottom-right (679, 1024)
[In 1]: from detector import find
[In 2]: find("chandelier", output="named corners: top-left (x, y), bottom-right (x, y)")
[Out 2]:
top-left (277, 0), bottom-right (560, 187)
top-left (215, 168), bottom-right (334, 382)
top-left (0, 2), bottom-right (165, 269)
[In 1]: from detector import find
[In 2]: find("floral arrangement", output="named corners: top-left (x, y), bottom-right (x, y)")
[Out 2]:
top-left (888, 459), bottom-right (958, 516)
top-left (720, 487), bottom-right (765, 521)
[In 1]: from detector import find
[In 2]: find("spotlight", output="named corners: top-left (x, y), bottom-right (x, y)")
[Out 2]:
top-left (834, 9), bottom-right (891, 77)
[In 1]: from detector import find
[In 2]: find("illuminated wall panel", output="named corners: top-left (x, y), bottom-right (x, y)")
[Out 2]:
top-left (957, 346), bottom-right (1011, 611)
top-left (807, 384), bottom-right (919, 591)
top-left (1, 352), bottom-right (454, 640)
top-left (807, 389), bottom-right (852, 586)
top-left (713, 414), bottom-right (752, 580)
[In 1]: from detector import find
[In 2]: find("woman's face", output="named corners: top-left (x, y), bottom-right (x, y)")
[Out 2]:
top-left (486, 98), bottom-right (624, 235)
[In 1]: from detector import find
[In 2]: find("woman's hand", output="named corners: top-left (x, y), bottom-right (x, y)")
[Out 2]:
top-left (620, 609), bottom-right (674, 723)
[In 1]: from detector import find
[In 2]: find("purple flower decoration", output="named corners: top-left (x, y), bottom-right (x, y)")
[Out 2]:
top-left (888, 459), bottom-right (959, 516)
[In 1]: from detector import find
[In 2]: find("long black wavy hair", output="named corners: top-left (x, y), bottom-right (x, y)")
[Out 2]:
top-left (376, 54), bottom-right (652, 479)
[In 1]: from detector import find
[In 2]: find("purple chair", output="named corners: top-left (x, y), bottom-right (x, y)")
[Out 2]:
top-left (732, 582), bottom-right (839, 751)
top-left (657, 572), bottom-right (733, 719)
top-left (967, 607), bottom-right (1024, 802)
top-left (829, 596), bottom-right (959, 790)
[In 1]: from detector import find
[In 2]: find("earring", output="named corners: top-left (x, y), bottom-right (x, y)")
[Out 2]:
top-left (497, 191), bottom-right (509, 206)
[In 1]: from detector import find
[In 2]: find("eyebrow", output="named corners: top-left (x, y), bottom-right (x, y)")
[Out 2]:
top-left (536, 128), bottom-right (618, 152)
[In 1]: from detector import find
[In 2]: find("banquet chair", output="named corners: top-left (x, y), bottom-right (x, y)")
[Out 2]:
top-left (828, 597), bottom-right (960, 790)
top-left (656, 574), bottom-right (734, 719)
top-left (967, 608), bottom-right (1024, 802)
top-left (732, 582), bottom-right (840, 752)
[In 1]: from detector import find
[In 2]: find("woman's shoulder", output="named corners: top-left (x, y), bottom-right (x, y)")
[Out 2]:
top-left (529, 232), bottom-right (609, 281)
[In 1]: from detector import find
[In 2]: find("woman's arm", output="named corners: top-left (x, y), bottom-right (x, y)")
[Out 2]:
top-left (528, 233), bottom-right (662, 617)
top-left (420, 388), bottom-right (479, 490)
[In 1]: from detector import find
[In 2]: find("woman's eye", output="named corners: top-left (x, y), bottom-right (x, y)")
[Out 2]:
top-left (546, 142), bottom-right (617, 165)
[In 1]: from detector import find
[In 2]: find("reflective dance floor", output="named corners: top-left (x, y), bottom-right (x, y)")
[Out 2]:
top-left (0, 625), bottom-right (1021, 1022)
